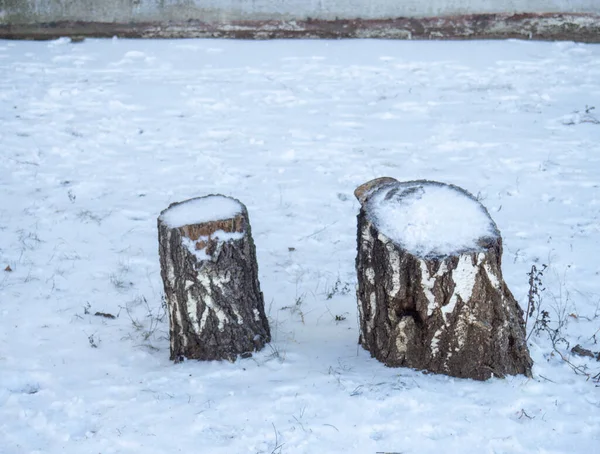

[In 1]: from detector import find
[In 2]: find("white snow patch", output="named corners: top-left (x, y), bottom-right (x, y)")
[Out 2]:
top-left (199, 306), bottom-right (210, 332)
top-left (165, 230), bottom-right (176, 283)
top-left (385, 241), bottom-right (401, 297)
top-left (484, 263), bottom-right (501, 289)
top-left (212, 310), bottom-right (229, 332)
top-left (171, 301), bottom-right (187, 348)
top-left (159, 195), bottom-right (243, 228)
top-left (454, 311), bottom-right (471, 352)
top-left (366, 182), bottom-right (496, 257)
top-left (181, 230), bottom-right (245, 262)
top-left (431, 328), bottom-right (443, 356)
top-left (211, 230), bottom-right (245, 242)
top-left (124, 51), bottom-right (146, 59)
top-left (181, 236), bottom-right (210, 262)
top-left (197, 273), bottom-right (231, 331)
top-left (186, 290), bottom-right (201, 334)
top-left (368, 292), bottom-right (377, 332)
top-left (233, 306), bottom-right (244, 325)
top-left (442, 254), bottom-right (481, 321)
top-left (420, 260), bottom-right (448, 316)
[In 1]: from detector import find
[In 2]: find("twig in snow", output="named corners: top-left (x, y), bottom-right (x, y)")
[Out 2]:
top-left (518, 409), bottom-right (534, 420)
top-left (298, 221), bottom-right (338, 240)
top-left (323, 423), bottom-right (339, 432)
top-left (95, 311), bottom-right (116, 319)
top-left (292, 415), bottom-right (307, 433)
top-left (538, 374), bottom-right (557, 384)
top-left (590, 326), bottom-right (600, 342)
top-left (270, 423), bottom-right (284, 454)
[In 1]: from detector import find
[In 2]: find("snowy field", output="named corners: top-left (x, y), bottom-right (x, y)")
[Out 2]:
top-left (1, 38), bottom-right (599, 453)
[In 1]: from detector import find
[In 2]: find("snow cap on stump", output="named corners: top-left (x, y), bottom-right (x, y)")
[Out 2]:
top-left (355, 178), bottom-right (532, 380)
top-left (362, 179), bottom-right (499, 258)
top-left (158, 194), bottom-right (270, 362)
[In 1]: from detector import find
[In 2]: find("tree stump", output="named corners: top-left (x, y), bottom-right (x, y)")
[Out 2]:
top-left (158, 195), bottom-right (271, 362)
top-left (355, 178), bottom-right (533, 380)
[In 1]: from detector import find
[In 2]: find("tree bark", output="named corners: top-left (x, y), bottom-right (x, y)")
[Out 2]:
top-left (355, 178), bottom-right (533, 380)
top-left (158, 195), bottom-right (270, 362)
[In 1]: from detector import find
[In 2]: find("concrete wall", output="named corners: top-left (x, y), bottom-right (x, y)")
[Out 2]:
top-left (1, 0), bottom-right (599, 41)
top-left (1, 0), bottom-right (599, 24)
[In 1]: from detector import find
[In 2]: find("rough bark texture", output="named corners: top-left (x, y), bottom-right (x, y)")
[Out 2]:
top-left (355, 178), bottom-right (533, 380)
top-left (1, 14), bottom-right (599, 42)
top-left (158, 195), bottom-right (270, 362)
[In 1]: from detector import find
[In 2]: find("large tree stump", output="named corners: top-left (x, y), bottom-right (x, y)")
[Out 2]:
top-left (158, 195), bottom-right (270, 362)
top-left (355, 178), bottom-right (533, 380)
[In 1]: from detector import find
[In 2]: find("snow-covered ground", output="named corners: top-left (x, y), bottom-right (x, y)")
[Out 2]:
top-left (1, 38), bottom-right (599, 454)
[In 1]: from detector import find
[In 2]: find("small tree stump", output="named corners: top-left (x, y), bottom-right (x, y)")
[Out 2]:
top-left (355, 178), bottom-right (533, 380)
top-left (158, 195), bottom-right (270, 361)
